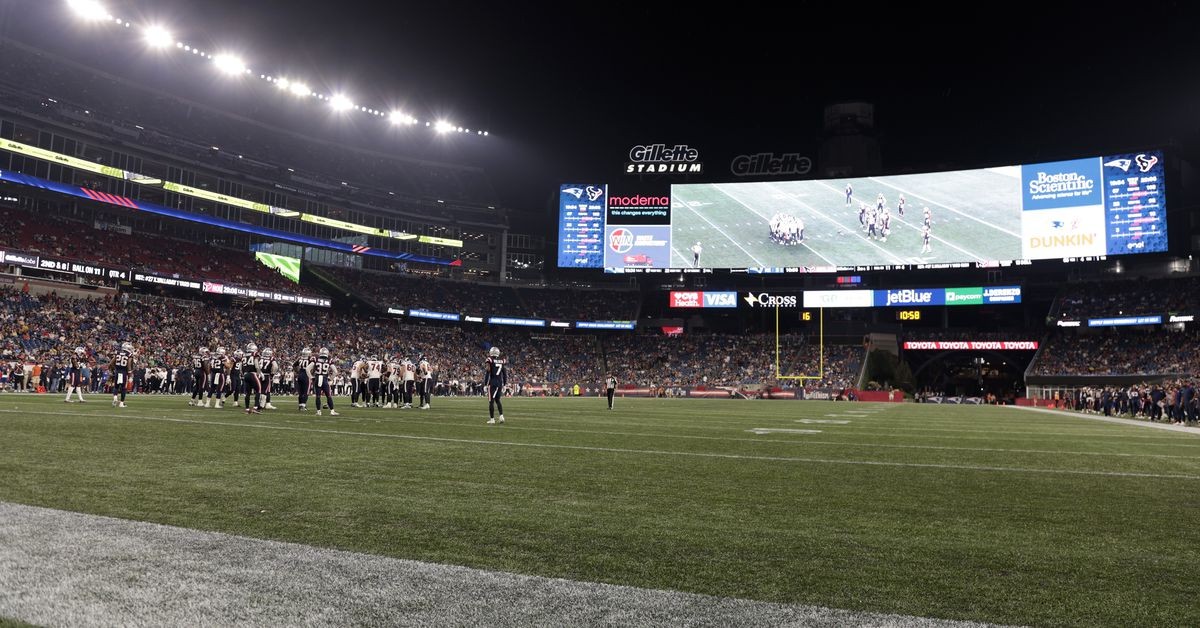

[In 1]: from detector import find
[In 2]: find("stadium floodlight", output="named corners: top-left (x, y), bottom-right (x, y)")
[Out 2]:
top-left (67, 0), bottom-right (108, 20)
top-left (389, 111), bottom-right (410, 125)
top-left (435, 120), bottom-right (454, 133)
top-left (143, 25), bottom-right (173, 49)
top-left (329, 94), bottom-right (354, 111)
top-left (288, 82), bottom-right (311, 97)
top-left (213, 54), bottom-right (247, 76)
top-left (276, 77), bottom-right (291, 90)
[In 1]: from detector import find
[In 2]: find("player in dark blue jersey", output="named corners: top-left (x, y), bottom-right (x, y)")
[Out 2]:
top-left (312, 347), bottom-right (339, 416)
top-left (230, 349), bottom-right (244, 403)
top-left (484, 346), bottom-right (507, 424)
top-left (294, 348), bottom-right (313, 411)
top-left (64, 346), bottom-right (87, 403)
top-left (261, 348), bottom-right (278, 410)
top-left (845, 183), bottom-right (853, 205)
top-left (242, 342), bottom-right (263, 414)
top-left (110, 342), bottom-right (134, 408)
top-left (205, 347), bottom-right (229, 408)
top-left (189, 347), bottom-right (208, 406)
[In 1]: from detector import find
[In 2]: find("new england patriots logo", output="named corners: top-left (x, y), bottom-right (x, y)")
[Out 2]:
top-left (1135, 153), bottom-right (1159, 173)
top-left (561, 187), bottom-right (584, 199)
top-left (585, 186), bottom-right (604, 201)
top-left (1102, 158), bottom-right (1131, 172)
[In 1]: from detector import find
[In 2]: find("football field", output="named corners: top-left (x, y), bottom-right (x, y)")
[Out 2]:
top-left (670, 169), bottom-right (1022, 268)
top-left (2, 395), bottom-right (1199, 626)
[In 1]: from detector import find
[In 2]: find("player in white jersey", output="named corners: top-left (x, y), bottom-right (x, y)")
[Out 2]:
top-left (350, 357), bottom-right (366, 407)
top-left (386, 358), bottom-right (402, 408)
top-left (261, 348), bottom-right (279, 410)
top-left (366, 355), bottom-right (384, 407)
top-left (402, 360), bottom-right (416, 409)
top-left (418, 359), bottom-right (433, 409)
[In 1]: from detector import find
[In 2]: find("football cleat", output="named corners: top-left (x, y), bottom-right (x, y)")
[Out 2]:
top-left (329, 410), bottom-right (339, 416)
top-left (265, 403), bottom-right (277, 410)
top-left (315, 409), bottom-right (322, 416)
top-left (118, 402), bottom-right (127, 408)
top-left (486, 418), bottom-right (497, 425)
top-left (498, 415), bottom-right (505, 424)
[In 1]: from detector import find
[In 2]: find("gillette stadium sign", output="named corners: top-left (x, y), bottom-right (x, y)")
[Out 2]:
top-left (625, 144), bottom-right (703, 174)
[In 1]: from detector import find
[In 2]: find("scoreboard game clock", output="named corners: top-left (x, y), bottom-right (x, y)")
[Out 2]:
top-left (896, 309), bottom-right (922, 321)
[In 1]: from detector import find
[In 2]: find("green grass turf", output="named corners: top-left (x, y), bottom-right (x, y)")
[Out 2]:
top-left (671, 170), bottom-right (1021, 268)
top-left (2, 395), bottom-right (1198, 627)
top-left (0, 618), bottom-right (39, 628)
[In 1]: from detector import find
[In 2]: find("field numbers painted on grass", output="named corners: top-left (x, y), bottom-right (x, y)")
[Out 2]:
top-left (747, 428), bottom-right (822, 435)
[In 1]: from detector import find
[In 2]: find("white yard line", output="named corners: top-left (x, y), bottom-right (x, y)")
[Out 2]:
top-left (868, 177), bottom-right (1022, 238)
top-left (672, 191), bottom-right (768, 267)
top-left (1011, 405), bottom-right (1200, 434)
top-left (1, 408), bottom-right (1195, 479)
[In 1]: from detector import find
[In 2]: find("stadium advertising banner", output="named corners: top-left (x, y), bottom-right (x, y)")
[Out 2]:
top-left (1, 249), bottom-right (127, 280)
top-left (1087, 315), bottom-right (1162, 327)
top-left (487, 316), bottom-right (547, 327)
top-left (903, 341), bottom-right (1039, 350)
top-left (556, 148), bottom-right (1162, 272)
top-left (407, 309), bottom-right (462, 322)
top-left (669, 290), bottom-right (738, 308)
top-left (576, 320), bottom-right (636, 330)
top-left (133, 272), bottom-right (202, 290)
top-left (803, 286), bottom-right (1021, 308)
top-left (201, 281), bottom-right (332, 308)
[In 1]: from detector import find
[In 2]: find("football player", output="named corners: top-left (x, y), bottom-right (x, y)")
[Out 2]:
top-left (294, 348), bottom-right (314, 411)
top-left (64, 346), bottom-right (87, 403)
top-left (367, 354), bottom-right (383, 408)
top-left (484, 346), bottom-right (506, 424)
top-left (261, 348), bottom-right (278, 410)
top-left (402, 359), bottom-right (415, 409)
top-left (312, 347), bottom-right (338, 416)
top-left (418, 358), bottom-right (433, 409)
top-left (189, 347), bottom-right (208, 406)
top-left (206, 347), bottom-right (228, 408)
top-left (110, 341), bottom-right (133, 408)
top-left (242, 342), bottom-right (263, 414)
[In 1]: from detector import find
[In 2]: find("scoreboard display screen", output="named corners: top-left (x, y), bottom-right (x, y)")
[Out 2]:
top-left (556, 150), bottom-right (1168, 273)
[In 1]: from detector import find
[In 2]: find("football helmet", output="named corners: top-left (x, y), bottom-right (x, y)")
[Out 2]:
top-left (246, 342), bottom-right (258, 353)
top-left (200, 347), bottom-right (209, 355)
top-left (262, 348), bottom-right (274, 359)
top-left (488, 347), bottom-right (500, 357)
top-left (234, 349), bottom-right (244, 358)
top-left (121, 342), bottom-right (134, 353)
top-left (216, 347), bottom-right (226, 356)
top-left (301, 347), bottom-right (312, 357)
top-left (319, 347), bottom-right (329, 357)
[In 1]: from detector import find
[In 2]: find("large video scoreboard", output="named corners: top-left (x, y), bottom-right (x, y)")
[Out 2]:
top-left (556, 150), bottom-right (1167, 273)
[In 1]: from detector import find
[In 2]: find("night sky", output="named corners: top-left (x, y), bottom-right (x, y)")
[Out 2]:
top-left (6, 1), bottom-right (1200, 225)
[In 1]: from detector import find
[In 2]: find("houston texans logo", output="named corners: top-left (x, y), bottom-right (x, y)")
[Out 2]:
top-left (1102, 158), bottom-right (1131, 172)
top-left (561, 187), bottom-right (583, 199)
top-left (1135, 153), bottom-right (1158, 173)
top-left (585, 186), bottom-right (604, 201)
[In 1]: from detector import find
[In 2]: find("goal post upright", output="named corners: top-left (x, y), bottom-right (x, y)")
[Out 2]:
top-left (776, 304), bottom-right (823, 381)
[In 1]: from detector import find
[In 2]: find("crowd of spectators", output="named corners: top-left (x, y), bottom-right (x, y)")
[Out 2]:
top-left (1030, 329), bottom-right (1200, 376)
top-left (0, 207), bottom-right (323, 297)
top-left (1053, 276), bottom-right (1200, 321)
top-left (1044, 382), bottom-right (1199, 426)
top-left (323, 267), bottom-right (639, 321)
top-left (0, 287), bottom-right (852, 397)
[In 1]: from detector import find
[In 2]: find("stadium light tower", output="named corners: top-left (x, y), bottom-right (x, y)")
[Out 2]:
top-left (329, 94), bottom-right (354, 112)
top-left (143, 25), bottom-right (173, 49)
top-left (389, 111), bottom-right (412, 125)
top-left (434, 120), bottom-right (455, 134)
top-left (288, 82), bottom-right (311, 98)
top-left (67, 0), bottom-right (108, 20)
top-left (213, 54), bottom-right (247, 76)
